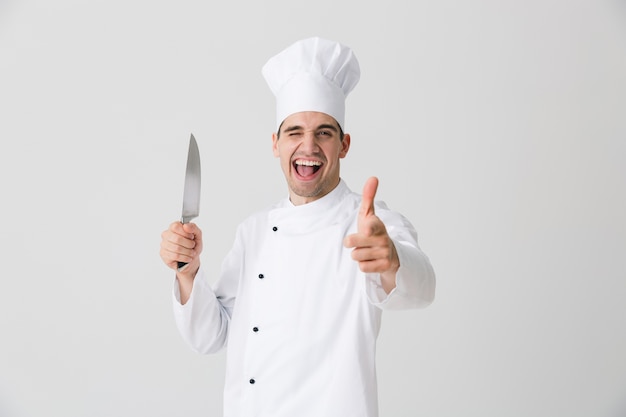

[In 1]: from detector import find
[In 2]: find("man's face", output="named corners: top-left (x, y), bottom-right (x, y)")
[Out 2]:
top-left (272, 111), bottom-right (351, 206)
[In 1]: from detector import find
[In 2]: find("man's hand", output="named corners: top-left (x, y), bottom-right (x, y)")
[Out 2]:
top-left (160, 221), bottom-right (203, 304)
top-left (343, 177), bottom-right (399, 293)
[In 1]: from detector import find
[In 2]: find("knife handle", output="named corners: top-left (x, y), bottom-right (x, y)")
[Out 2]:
top-left (177, 261), bottom-right (188, 271)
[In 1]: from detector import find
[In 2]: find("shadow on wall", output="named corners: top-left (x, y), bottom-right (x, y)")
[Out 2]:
top-left (608, 394), bottom-right (626, 417)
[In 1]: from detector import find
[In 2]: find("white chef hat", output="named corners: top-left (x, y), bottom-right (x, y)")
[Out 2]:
top-left (262, 37), bottom-right (360, 132)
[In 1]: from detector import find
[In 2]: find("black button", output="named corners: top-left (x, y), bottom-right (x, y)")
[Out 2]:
top-left (252, 327), bottom-right (259, 332)
top-left (258, 273), bottom-right (264, 279)
top-left (249, 378), bottom-right (255, 384)
top-left (272, 226), bottom-right (278, 232)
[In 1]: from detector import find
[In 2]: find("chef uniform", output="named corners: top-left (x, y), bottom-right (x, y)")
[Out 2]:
top-left (173, 37), bottom-right (436, 417)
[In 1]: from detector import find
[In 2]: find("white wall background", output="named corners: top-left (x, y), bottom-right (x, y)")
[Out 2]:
top-left (1, 1), bottom-right (625, 416)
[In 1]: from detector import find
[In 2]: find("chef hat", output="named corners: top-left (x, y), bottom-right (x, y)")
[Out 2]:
top-left (262, 37), bottom-right (360, 132)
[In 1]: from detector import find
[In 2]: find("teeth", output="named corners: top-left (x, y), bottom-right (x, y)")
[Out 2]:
top-left (295, 160), bottom-right (321, 166)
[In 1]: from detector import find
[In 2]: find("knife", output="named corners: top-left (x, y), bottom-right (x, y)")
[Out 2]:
top-left (178, 133), bottom-right (201, 271)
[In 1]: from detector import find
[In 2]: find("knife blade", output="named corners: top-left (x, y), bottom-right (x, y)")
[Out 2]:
top-left (178, 133), bottom-right (201, 271)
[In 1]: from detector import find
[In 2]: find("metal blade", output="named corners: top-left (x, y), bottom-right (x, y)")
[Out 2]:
top-left (181, 133), bottom-right (201, 224)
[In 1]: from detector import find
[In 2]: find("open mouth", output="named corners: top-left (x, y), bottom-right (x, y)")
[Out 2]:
top-left (293, 159), bottom-right (322, 178)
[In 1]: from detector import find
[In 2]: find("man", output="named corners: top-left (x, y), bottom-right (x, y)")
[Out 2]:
top-left (160, 37), bottom-right (435, 417)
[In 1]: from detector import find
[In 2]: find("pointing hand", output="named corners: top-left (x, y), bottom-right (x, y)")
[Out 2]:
top-left (344, 177), bottom-right (399, 292)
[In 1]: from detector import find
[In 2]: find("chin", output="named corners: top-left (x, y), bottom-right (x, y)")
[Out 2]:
top-left (289, 180), bottom-right (321, 198)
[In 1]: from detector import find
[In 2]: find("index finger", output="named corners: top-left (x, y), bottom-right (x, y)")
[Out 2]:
top-left (360, 176), bottom-right (379, 218)
top-left (169, 221), bottom-right (195, 239)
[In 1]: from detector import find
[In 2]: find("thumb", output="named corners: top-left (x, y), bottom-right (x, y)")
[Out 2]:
top-left (359, 176), bottom-right (379, 219)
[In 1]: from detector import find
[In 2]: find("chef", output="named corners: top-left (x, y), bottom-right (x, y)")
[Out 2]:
top-left (159, 36), bottom-right (436, 417)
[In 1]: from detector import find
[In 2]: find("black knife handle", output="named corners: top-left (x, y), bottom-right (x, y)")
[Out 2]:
top-left (177, 261), bottom-right (188, 271)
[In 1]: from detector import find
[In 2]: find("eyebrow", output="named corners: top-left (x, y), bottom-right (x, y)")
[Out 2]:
top-left (282, 124), bottom-right (339, 133)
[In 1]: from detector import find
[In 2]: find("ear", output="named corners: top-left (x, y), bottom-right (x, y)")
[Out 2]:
top-left (272, 132), bottom-right (279, 157)
top-left (339, 133), bottom-right (351, 158)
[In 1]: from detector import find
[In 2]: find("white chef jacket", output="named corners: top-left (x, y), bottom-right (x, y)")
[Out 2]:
top-left (173, 179), bottom-right (435, 417)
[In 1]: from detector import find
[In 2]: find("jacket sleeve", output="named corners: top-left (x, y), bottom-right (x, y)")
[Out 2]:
top-left (172, 225), bottom-right (244, 354)
top-left (365, 207), bottom-right (436, 310)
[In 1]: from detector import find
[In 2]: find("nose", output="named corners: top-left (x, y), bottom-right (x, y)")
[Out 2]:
top-left (299, 130), bottom-right (319, 152)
